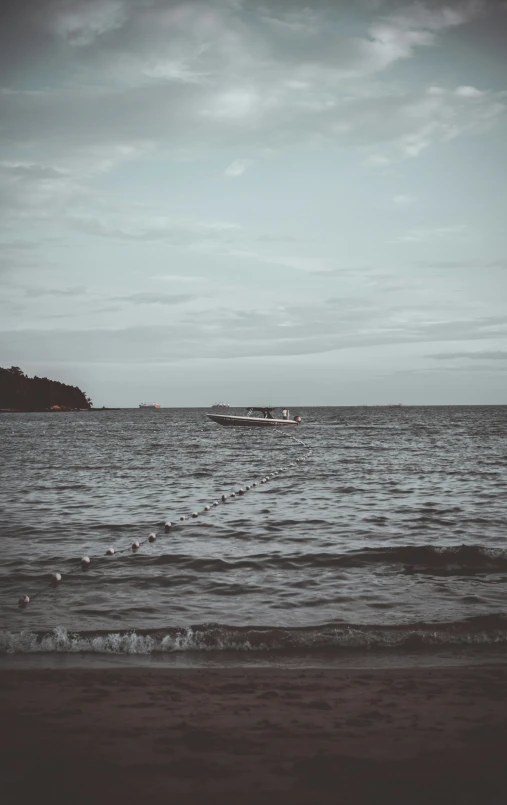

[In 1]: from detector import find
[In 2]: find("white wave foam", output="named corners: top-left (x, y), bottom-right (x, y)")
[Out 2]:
top-left (0, 626), bottom-right (257, 655)
top-left (2, 623), bottom-right (507, 655)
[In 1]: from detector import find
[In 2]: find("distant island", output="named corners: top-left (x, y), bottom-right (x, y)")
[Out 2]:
top-left (0, 366), bottom-right (92, 412)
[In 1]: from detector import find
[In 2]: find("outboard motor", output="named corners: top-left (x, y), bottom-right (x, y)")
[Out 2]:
top-left (294, 415), bottom-right (302, 425)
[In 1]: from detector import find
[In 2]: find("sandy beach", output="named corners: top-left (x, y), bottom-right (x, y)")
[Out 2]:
top-left (2, 664), bottom-right (507, 804)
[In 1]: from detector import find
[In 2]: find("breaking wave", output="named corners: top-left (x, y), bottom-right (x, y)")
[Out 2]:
top-left (2, 615), bottom-right (507, 655)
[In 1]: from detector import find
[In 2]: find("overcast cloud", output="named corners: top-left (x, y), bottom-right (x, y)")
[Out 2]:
top-left (0, 0), bottom-right (506, 405)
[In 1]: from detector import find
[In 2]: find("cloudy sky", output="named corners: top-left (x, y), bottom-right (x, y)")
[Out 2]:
top-left (1, 0), bottom-right (506, 406)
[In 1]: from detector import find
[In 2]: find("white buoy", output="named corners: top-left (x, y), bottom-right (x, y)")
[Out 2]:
top-left (81, 556), bottom-right (91, 570)
top-left (238, 489), bottom-right (244, 495)
top-left (213, 501), bottom-right (219, 507)
top-left (106, 548), bottom-right (115, 556)
top-left (132, 541), bottom-right (140, 551)
top-left (266, 476), bottom-right (270, 480)
top-left (51, 572), bottom-right (62, 587)
top-left (245, 486), bottom-right (250, 491)
top-left (231, 492), bottom-right (236, 498)
top-left (252, 482), bottom-right (257, 487)
top-left (192, 512), bottom-right (198, 518)
top-left (164, 522), bottom-right (172, 532)
top-left (204, 505), bottom-right (211, 511)
top-left (148, 532), bottom-right (157, 543)
top-left (180, 516), bottom-right (187, 521)
top-left (221, 494), bottom-right (227, 502)
top-left (18, 595), bottom-right (30, 608)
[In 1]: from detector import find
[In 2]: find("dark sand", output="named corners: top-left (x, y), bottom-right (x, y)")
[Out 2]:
top-left (2, 665), bottom-right (507, 804)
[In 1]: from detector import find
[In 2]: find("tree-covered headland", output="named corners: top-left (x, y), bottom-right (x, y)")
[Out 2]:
top-left (0, 366), bottom-right (92, 411)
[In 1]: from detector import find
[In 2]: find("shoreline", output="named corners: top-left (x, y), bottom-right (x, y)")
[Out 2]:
top-left (0, 408), bottom-right (94, 413)
top-left (2, 644), bottom-right (507, 671)
top-left (2, 664), bottom-right (507, 804)
top-left (2, 405), bottom-right (506, 412)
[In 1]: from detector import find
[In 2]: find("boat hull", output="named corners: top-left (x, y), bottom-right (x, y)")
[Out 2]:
top-left (207, 414), bottom-right (299, 427)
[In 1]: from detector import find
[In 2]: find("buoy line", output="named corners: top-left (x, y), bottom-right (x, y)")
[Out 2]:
top-left (17, 434), bottom-right (312, 609)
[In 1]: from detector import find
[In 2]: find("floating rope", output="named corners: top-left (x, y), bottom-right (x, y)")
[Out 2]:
top-left (17, 433), bottom-right (312, 608)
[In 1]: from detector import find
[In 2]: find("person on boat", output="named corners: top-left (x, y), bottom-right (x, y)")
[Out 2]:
top-left (249, 407), bottom-right (273, 418)
top-left (282, 408), bottom-right (289, 420)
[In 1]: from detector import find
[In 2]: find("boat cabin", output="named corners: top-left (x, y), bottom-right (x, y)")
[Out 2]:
top-left (246, 407), bottom-right (291, 420)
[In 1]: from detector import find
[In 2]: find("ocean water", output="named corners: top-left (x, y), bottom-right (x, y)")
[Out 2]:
top-left (1, 406), bottom-right (507, 659)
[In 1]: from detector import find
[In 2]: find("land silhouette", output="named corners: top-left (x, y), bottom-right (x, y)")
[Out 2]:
top-left (0, 366), bottom-right (91, 411)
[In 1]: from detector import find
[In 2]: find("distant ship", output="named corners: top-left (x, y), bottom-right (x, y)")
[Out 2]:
top-left (359, 404), bottom-right (403, 408)
top-left (139, 402), bottom-right (161, 409)
top-left (211, 402), bottom-right (230, 409)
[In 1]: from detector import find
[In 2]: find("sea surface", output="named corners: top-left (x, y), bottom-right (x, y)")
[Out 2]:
top-left (1, 406), bottom-right (507, 662)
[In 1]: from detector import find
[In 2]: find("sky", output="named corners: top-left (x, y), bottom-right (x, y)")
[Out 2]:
top-left (0, 0), bottom-right (506, 406)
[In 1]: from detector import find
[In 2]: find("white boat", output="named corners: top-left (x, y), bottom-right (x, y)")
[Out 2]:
top-left (207, 407), bottom-right (301, 427)
top-left (211, 402), bottom-right (230, 409)
top-left (139, 402), bottom-right (161, 409)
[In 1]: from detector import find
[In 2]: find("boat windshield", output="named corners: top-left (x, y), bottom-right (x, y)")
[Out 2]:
top-left (247, 407), bottom-right (275, 419)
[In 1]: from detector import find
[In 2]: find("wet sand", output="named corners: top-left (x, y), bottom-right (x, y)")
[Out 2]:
top-left (2, 665), bottom-right (507, 804)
